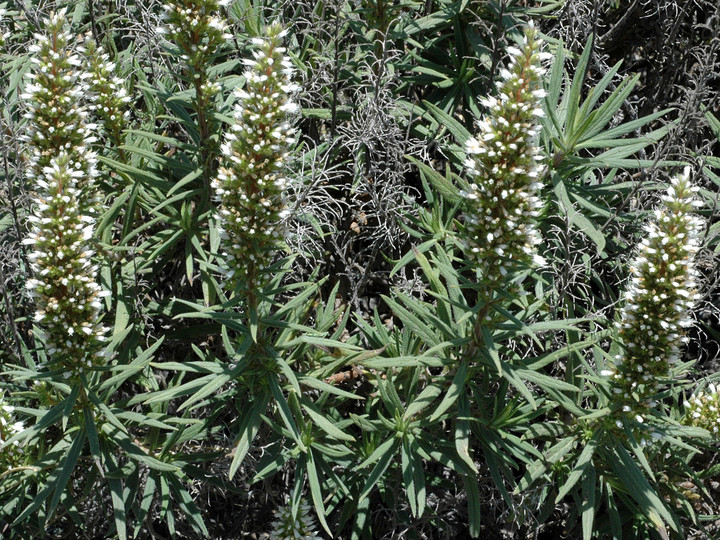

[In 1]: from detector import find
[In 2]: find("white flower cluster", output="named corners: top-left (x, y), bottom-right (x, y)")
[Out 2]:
top-left (684, 382), bottom-right (720, 436)
top-left (82, 37), bottom-right (132, 149)
top-left (212, 23), bottom-right (299, 287)
top-left (269, 501), bottom-right (322, 540)
top-left (603, 167), bottom-right (704, 411)
top-left (461, 24), bottom-right (550, 285)
top-left (21, 10), bottom-right (108, 372)
top-left (158, 0), bottom-right (231, 98)
top-left (0, 391), bottom-right (24, 469)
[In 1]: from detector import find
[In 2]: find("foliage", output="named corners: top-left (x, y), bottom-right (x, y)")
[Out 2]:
top-left (0, 0), bottom-right (719, 539)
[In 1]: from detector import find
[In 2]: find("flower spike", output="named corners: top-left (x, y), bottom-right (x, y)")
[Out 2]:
top-left (460, 24), bottom-right (550, 286)
top-left (212, 23), bottom-right (298, 290)
top-left (603, 167), bottom-right (704, 414)
top-left (21, 11), bottom-right (107, 373)
top-left (684, 383), bottom-right (720, 437)
top-left (82, 37), bottom-right (132, 158)
top-left (0, 390), bottom-right (25, 470)
top-left (269, 501), bottom-right (322, 540)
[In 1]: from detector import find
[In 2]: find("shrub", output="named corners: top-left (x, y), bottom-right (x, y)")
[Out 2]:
top-left (1, 1), bottom-right (719, 539)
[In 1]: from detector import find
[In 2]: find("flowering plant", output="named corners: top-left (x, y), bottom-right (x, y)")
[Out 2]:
top-left (2, 3), bottom-right (719, 539)
top-left (21, 9), bottom-right (107, 373)
top-left (603, 168), bottom-right (704, 418)
top-left (213, 22), bottom-right (298, 293)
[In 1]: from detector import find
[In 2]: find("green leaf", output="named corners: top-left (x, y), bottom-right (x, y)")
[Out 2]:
top-left (108, 474), bottom-right (128, 540)
top-left (410, 437), bottom-right (427, 517)
top-left (229, 392), bottom-right (270, 479)
top-left (166, 472), bottom-right (209, 536)
top-left (556, 438), bottom-right (597, 503)
top-left (377, 375), bottom-right (404, 417)
top-left (455, 389), bottom-right (477, 474)
top-left (301, 398), bottom-right (355, 442)
top-left (515, 368), bottom-right (580, 393)
top-left (48, 429), bottom-right (86, 519)
top-left (306, 451), bottom-right (331, 536)
top-left (404, 383), bottom-right (443, 421)
top-left (297, 376), bottom-right (361, 400)
top-left (137, 372), bottom-right (224, 407)
top-left (480, 326), bottom-right (503, 375)
top-left (62, 383), bottom-right (80, 431)
top-left (401, 438), bottom-right (417, 518)
top-left (575, 109), bottom-right (671, 149)
top-left (98, 155), bottom-right (169, 189)
top-left (623, 423), bottom-right (656, 482)
top-left (84, 409), bottom-right (102, 459)
top-left (382, 294), bottom-right (439, 348)
top-left (422, 99), bottom-right (473, 146)
top-left (554, 180), bottom-right (606, 253)
top-left (606, 482), bottom-right (622, 539)
top-left (517, 437), bottom-right (575, 493)
top-left (406, 156), bottom-right (461, 205)
top-left (99, 337), bottom-right (165, 393)
top-left (12, 444), bottom-right (64, 525)
top-left (268, 376), bottom-right (306, 452)
top-left (565, 35), bottom-right (593, 137)
top-left (358, 438), bottom-right (399, 502)
top-left (464, 474), bottom-right (481, 537)
top-left (100, 422), bottom-right (179, 472)
top-left (429, 361), bottom-right (468, 422)
top-left (581, 463), bottom-right (596, 540)
top-left (609, 444), bottom-right (680, 532)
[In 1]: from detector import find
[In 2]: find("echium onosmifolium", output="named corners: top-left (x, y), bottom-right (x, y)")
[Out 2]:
top-left (0, 390), bottom-right (24, 470)
top-left (212, 23), bottom-right (299, 289)
top-left (461, 24), bottom-right (550, 286)
top-left (20, 10), bottom-right (108, 373)
top-left (683, 383), bottom-right (720, 437)
top-left (602, 168), bottom-right (704, 417)
top-left (158, 0), bottom-right (231, 104)
top-left (81, 37), bottom-right (132, 156)
top-left (269, 501), bottom-right (322, 540)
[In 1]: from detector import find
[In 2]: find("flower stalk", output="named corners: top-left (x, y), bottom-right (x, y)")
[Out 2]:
top-left (212, 23), bottom-right (298, 297)
top-left (603, 168), bottom-right (704, 416)
top-left (21, 10), bottom-right (107, 373)
top-left (461, 24), bottom-right (549, 289)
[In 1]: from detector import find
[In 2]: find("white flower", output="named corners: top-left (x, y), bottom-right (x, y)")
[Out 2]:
top-left (459, 25), bottom-right (547, 286)
top-left (606, 168), bottom-right (705, 411)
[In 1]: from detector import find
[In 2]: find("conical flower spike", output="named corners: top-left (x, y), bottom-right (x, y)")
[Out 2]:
top-left (461, 24), bottom-right (550, 286)
top-left (212, 23), bottom-right (299, 290)
top-left (21, 10), bottom-right (107, 373)
top-left (269, 501), bottom-right (322, 540)
top-left (603, 167), bottom-right (704, 413)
